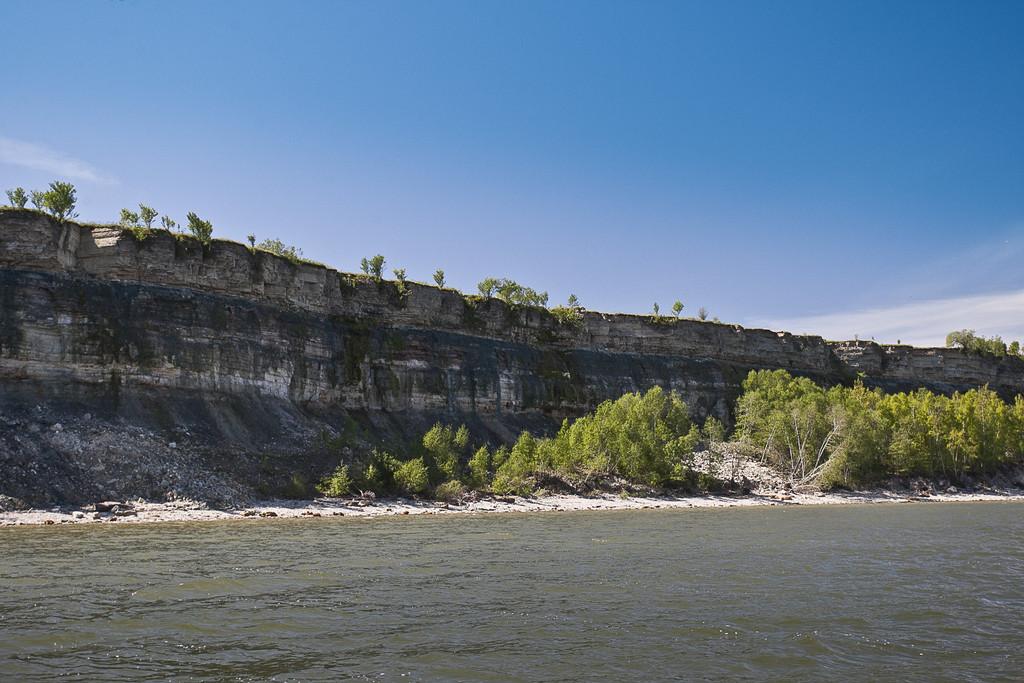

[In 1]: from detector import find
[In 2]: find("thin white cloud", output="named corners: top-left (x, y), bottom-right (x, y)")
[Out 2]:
top-left (754, 289), bottom-right (1024, 348)
top-left (0, 137), bottom-right (116, 184)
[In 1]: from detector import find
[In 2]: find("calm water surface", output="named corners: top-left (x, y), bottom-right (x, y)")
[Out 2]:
top-left (1, 502), bottom-right (1023, 682)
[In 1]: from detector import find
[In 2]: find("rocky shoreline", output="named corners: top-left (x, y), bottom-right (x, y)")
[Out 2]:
top-left (3, 487), bottom-right (1024, 527)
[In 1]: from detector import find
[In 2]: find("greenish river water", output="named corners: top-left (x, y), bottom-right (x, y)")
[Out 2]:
top-left (1, 502), bottom-right (1023, 681)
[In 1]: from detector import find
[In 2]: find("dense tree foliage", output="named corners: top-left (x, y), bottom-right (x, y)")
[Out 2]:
top-left (315, 372), bottom-right (1023, 501)
top-left (946, 329), bottom-right (1022, 357)
top-left (736, 369), bottom-right (1024, 488)
top-left (394, 458), bottom-right (430, 494)
top-left (315, 388), bottom-right (716, 499)
top-left (481, 387), bottom-right (706, 493)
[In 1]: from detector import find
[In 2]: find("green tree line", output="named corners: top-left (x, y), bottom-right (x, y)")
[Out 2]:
top-left (318, 371), bottom-right (1024, 500)
top-left (317, 386), bottom-right (726, 500)
top-left (946, 329), bottom-right (1023, 357)
top-left (735, 369), bottom-right (1024, 488)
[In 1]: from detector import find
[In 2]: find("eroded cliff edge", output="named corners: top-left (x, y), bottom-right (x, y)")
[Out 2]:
top-left (2, 208), bottom-right (1022, 505)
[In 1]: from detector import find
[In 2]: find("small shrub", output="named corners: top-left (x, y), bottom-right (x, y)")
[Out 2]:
top-left (491, 445), bottom-right (510, 471)
top-left (359, 463), bottom-right (385, 492)
top-left (120, 208), bottom-right (150, 240)
top-left (672, 300), bottom-right (683, 318)
top-left (5, 187), bottom-right (27, 208)
top-left (393, 268), bottom-right (408, 297)
top-left (702, 416), bottom-right (726, 443)
top-left (30, 190), bottom-right (46, 210)
top-left (161, 216), bottom-right (178, 232)
top-left (283, 472), bottom-right (312, 499)
top-left (394, 458), bottom-right (429, 495)
top-left (258, 238), bottom-right (303, 263)
top-left (550, 292), bottom-right (584, 327)
top-left (119, 208), bottom-right (140, 228)
top-left (697, 472), bottom-right (719, 492)
top-left (433, 269), bottom-right (446, 288)
top-left (423, 423), bottom-right (469, 481)
top-left (466, 446), bottom-right (492, 488)
top-left (139, 204), bottom-right (158, 229)
top-left (361, 254), bottom-right (386, 280)
top-left (434, 479), bottom-right (467, 503)
top-left (697, 306), bottom-right (709, 321)
top-left (349, 449), bottom-right (399, 494)
top-left (477, 277), bottom-right (548, 307)
top-left (317, 464), bottom-right (353, 497)
top-left (491, 472), bottom-right (534, 497)
top-left (186, 212), bottom-right (213, 243)
top-left (41, 181), bottom-right (77, 222)
top-left (550, 306), bottom-right (582, 327)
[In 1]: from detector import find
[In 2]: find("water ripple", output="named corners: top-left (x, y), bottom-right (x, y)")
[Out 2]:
top-left (1, 502), bottom-right (1023, 681)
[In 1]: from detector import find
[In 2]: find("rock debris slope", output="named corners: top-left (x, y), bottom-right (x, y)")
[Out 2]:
top-left (2, 209), bottom-right (1022, 505)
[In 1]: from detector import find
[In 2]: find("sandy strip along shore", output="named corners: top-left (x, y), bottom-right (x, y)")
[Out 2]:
top-left (3, 488), bottom-right (1024, 527)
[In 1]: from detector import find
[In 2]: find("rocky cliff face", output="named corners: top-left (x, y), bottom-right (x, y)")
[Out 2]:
top-left (2, 208), bottom-right (1022, 506)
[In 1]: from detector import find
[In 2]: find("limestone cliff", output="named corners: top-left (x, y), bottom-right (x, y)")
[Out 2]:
top-left (2, 209), bottom-right (1022, 505)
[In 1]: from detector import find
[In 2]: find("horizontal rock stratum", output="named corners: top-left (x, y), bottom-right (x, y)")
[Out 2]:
top-left (1, 208), bottom-right (1022, 505)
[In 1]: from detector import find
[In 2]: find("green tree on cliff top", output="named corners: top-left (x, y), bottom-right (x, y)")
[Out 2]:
top-left (186, 212), bottom-right (213, 243)
top-left (139, 204), bottom-right (158, 229)
top-left (41, 181), bottom-right (77, 222)
top-left (360, 254), bottom-right (385, 280)
top-left (5, 187), bottom-right (28, 208)
top-left (119, 208), bottom-right (140, 228)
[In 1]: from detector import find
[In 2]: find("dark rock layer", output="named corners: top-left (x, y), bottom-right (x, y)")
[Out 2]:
top-left (2, 209), bottom-right (1022, 505)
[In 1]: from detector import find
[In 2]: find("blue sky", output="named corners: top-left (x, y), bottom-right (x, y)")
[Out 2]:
top-left (2, 0), bottom-right (1023, 345)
